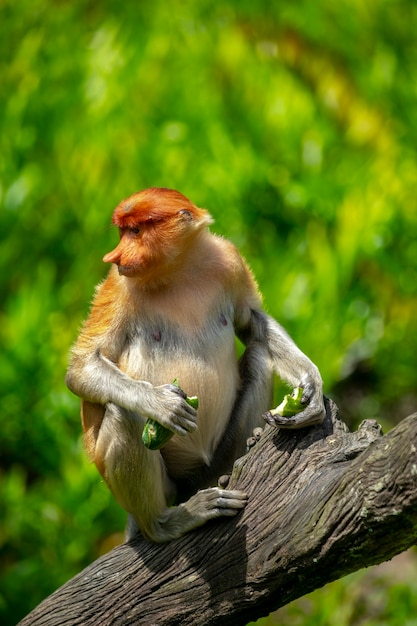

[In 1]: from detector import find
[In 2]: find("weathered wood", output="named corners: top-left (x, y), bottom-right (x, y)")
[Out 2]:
top-left (19, 399), bottom-right (417, 626)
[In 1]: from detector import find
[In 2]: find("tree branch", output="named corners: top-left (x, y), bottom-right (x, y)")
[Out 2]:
top-left (19, 399), bottom-right (417, 626)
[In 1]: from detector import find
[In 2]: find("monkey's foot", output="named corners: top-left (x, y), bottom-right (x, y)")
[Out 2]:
top-left (181, 487), bottom-right (248, 525)
top-left (130, 487), bottom-right (248, 542)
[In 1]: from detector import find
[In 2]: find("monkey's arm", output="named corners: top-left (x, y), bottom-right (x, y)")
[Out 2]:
top-left (238, 309), bottom-right (325, 429)
top-left (66, 347), bottom-right (197, 437)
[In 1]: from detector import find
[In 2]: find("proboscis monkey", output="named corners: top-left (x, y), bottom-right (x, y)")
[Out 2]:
top-left (66, 187), bottom-right (325, 542)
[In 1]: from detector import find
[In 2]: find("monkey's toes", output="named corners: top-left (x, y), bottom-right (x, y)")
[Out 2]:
top-left (246, 426), bottom-right (264, 451)
top-left (218, 474), bottom-right (230, 488)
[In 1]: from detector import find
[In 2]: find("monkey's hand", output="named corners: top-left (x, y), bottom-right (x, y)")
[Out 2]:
top-left (263, 374), bottom-right (325, 429)
top-left (143, 382), bottom-right (199, 449)
top-left (146, 383), bottom-right (198, 436)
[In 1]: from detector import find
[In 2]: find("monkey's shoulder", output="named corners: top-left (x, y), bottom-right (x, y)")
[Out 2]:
top-left (208, 234), bottom-right (262, 310)
top-left (203, 234), bottom-right (258, 294)
top-left (207, 234), bottom-right (244, 274)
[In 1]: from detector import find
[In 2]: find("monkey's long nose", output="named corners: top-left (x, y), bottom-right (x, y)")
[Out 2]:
top-left (103, 244), bottom-right (122, 265)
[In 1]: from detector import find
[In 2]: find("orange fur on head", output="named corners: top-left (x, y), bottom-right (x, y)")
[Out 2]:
top-left (103, 188), bottom-right (213, 284)
top-left (112, 187), bottom-right (208, 227)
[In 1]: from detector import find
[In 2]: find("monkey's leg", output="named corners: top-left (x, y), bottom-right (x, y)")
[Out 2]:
top-left (96, 403), bottom-right (247, 543)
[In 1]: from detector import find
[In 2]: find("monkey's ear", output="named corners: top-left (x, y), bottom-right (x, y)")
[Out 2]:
top-left (178, 209), bottom-right (193, 221)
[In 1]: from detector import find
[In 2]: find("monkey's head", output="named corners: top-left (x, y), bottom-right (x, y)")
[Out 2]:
top-left (103, 187), bottom-right (213, 284)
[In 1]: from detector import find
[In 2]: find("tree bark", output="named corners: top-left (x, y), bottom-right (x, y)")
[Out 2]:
top-left (19, 399), bottom-right (417, 626)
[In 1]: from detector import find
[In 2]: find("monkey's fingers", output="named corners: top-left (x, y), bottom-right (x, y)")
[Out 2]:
top-left (173, 411), bottom-right (199, 435)
top-left (218, 474), bottom-right (230, 489)
top-left (168, 380), bottom-right (199, 409)
top-left (263, 404), bottom-right (325, 429)
top-left (163, 381), bottom-right (199, 419)
top-left (246, 426), bottom-right (264, 452)
top-left (142, 412), bottom-right (195, 449)
top-left (165, 382), bottom-right (188, 399)
top-left (142, 383), bottom-right (198, 448)
top-left (202, 488), bottom-right (248, 518)
top-left (300, 382), bottom-right (315, 404)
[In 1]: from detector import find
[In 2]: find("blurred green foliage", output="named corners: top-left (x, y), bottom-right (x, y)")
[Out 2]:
top-left (1, 0), bottom-right (417, 624)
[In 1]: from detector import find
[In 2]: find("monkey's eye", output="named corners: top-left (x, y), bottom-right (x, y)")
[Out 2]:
top-left (178, 209), bottom-right (192, 221)
top-left (118, 226), bottom-right (141, 238)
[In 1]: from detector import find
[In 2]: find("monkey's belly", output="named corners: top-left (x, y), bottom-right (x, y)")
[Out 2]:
top-left (160, 354), bottom-right (239, 476)
top-left (120, 331), bottom-right (239, 475)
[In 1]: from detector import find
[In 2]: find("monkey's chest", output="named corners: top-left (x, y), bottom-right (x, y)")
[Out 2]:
top-left (121, 303), bottom-right (236, 373)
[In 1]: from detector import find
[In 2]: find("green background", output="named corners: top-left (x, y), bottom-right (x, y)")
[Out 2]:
top-left (1, 1), bottom-right (417, 624)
